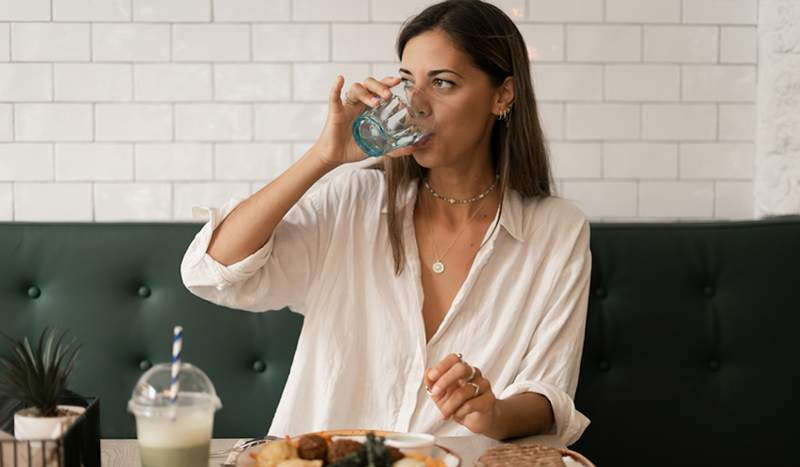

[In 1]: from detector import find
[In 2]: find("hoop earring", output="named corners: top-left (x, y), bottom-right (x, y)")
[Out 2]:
top-left (497, 105), bottom-right (512, 127)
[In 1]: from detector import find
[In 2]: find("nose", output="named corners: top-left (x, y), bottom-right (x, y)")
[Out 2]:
top-left (405, 84), bottom-right (431, 117)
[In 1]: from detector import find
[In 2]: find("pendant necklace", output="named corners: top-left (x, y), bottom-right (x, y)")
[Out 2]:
top-left (425, 193), bottom-right (487, 275)
top-left (422, 174), bottom-right (499, 274)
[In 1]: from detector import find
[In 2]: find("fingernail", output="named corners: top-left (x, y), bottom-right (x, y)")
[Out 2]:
top-left (429, 370), bottom-right (439, 379)
top-left (431, 386), bottom-right (441, 396)
top-left (371, 97), bottom-right (380, 106)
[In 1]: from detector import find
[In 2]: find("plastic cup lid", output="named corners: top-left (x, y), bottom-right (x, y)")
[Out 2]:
top-left (127, 362), bottom-right (221, 416)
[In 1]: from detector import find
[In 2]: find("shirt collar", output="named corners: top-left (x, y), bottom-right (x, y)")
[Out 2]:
top-left (380, 180), bottom-right (526, 242)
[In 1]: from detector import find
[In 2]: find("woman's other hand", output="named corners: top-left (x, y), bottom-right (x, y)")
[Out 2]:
top-left (423, 353), bottom-right (498, 435)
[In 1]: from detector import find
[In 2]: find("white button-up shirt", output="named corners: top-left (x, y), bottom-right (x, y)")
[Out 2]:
top-left (180, 168), bottom-right (591, 445)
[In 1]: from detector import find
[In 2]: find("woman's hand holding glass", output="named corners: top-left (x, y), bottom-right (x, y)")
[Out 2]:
top-left (424, 353), bottom-right (499, 435)
top-left (311, 75), bottom-right (419, 167)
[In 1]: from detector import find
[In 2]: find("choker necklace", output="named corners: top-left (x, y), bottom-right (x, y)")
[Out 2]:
top-left (424, 173), bottom-right (500, 205)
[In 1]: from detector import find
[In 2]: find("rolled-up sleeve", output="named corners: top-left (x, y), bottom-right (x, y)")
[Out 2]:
top-left (498, 219), bottom-right (592, 446)
top-left (180, 186), bottom-right (332, 316)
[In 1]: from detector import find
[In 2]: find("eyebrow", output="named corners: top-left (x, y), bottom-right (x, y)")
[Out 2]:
top-left (398, 68), bottom-right (464, 79)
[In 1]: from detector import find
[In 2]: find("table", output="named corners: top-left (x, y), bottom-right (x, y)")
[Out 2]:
top-left (102, 434), bottom-right (565, 466)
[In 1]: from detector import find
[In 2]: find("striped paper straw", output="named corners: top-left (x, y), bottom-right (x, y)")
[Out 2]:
top-left (170, 325), bottom-right (183, 419)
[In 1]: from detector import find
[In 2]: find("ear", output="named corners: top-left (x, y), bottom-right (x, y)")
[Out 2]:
top-left (493, 76), bottom-right (514, 116)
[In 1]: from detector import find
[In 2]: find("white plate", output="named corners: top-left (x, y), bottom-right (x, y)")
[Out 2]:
top-left (235, 429), bottom-right (461, 467)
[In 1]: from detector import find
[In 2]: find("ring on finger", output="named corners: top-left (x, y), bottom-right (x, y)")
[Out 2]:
top-left (467, 382), bottom-right (480, 398)
top-left (465, 364), bottom-right (477, 382)
top-left (455, 352), bottom-right (463, 361)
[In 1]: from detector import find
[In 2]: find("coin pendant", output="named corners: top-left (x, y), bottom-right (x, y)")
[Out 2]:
top-left (432, 261), bottom-right (445, 274)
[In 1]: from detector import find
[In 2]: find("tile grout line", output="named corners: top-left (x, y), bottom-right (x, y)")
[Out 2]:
top-left (712, 181), bottom-right (717, 218)
top-left (4, 59), bottom-right (756, 67)
top-left (132, 143), bottom-right (136, 182)
top-left (50, 143), bottom-right (55, 185)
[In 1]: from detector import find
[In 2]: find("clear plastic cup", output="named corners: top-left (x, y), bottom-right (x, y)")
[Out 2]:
top-left (128, 363), bottom-right (222, 467)
top-left (352, 81), bottom-right (432, 157)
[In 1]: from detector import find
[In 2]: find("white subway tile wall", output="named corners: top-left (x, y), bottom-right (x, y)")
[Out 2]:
top-left (0, 0), bottom-right (757, 221)
top-left (0, 105), bottom-right (12, 141)
top-left (55, 143), bottom-right (133, 181)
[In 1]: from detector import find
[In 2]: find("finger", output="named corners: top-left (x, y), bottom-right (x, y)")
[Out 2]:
top-left (430, 384), bottom-right (456, 406)
top-left (453, 391), bottom-right (492, 421)
top-left (429, 361), bottom-right (473, 397)
top-left (441, 379), bottom-right (489, 419)
top-left (424, 353), bottom-right (462, 390)
top-left (329, 75), bottom-right (345, 112)
top-left (362, 77), bottom-right (394, 102)
top-left (347, 82), bottom-right (381, 108)
top-left (381, 76), bottom-right (402, 86)
top-left (439, 383), bottom-right (479, 419)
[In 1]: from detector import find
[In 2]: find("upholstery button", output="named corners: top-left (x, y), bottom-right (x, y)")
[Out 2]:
top-left (139, 359), bottom-right (152, 371)
top-left (703, 285), bottom-right (714, 297)
top-left (708, 359), bottom-right (720, 371)
top-left (27, 286), bottom-right (41, 299)
top-left (138, 285), bottom-right (151, 298)
top-left (252, 360), bottom-right (266, 373)
top-left (594, 287), bottom-right (607, 298)
top-left (599, 360), bottom-right (610, 372)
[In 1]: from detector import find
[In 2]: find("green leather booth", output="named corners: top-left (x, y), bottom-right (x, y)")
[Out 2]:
top-left (2, 218), bottom-right (799, 466)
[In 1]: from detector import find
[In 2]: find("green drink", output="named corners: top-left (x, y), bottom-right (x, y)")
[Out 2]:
top-left (128, 363), bottom-right (222, 467)
top-left (135, 405), bottom-right (214, 467)
top-left (139, 442), bottom-right (211, 467)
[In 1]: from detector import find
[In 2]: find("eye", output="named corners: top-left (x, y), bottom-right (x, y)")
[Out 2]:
top-left (433, 78), bottom-right (454, 89)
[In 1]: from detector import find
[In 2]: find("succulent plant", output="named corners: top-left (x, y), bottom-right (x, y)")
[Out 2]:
top-left (0, 328), bottom-right (80, 417)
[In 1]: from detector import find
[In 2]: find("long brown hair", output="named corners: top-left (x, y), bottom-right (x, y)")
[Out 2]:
top-left (375, 0), bottom-right (554, 274)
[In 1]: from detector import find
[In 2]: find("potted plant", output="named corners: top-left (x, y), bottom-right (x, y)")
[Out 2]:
top-left (0, 327), bottom-right (85, 440)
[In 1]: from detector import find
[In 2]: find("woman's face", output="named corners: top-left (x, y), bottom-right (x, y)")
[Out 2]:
top-left (399, 29), bottom-right (502, 169)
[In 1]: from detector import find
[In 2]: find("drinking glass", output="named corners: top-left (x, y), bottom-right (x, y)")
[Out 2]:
top-left (352, 80), bottom-right (431, 157)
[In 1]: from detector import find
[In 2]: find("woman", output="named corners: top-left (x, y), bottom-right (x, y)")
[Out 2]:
top-left (181, 0), bottom-right (591, 445)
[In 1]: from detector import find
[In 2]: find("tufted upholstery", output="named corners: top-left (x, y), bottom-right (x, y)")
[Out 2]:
top-left (0, 223), bottom-right (302, 440)
top-left (571, 217), bottom-right (800, 466)
top-left (1, 218), bottom-right (799, 466)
